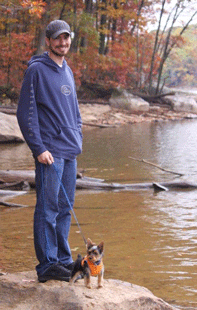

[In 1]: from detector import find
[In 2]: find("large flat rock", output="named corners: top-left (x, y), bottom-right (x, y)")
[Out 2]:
top-left (109, 89), bottom-right (149, 112)
top-left (166, 94), bottom-right (197, 113)
top-left (0, 271), bottom-right (178, 310)
top-left (0, 112), bottom-right (24, 143)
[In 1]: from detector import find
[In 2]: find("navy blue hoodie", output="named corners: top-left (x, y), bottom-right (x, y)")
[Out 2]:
top-left (17, 52), bottom-right (82, 160)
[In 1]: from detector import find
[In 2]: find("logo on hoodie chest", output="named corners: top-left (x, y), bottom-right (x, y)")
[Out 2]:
top-left (61, 85), bottom-right (72, 96)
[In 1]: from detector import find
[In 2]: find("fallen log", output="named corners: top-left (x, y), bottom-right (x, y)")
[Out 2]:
top-left (0, 201), bottom-right (28, 208)
top-left (0, 189), bottom-right (28, 197)
top-left (132, 91), bottom-right (175, 104)
top-left (0, 170), bottom-right (35, 187)
top-left (0, 181), bottom-right (30, 191)
top-left (125, 181), bottom-right (197, 190)
top-left (0, 170), bottom-right (197, 192)
top-left (0, 170), bottom-right (104, 188)
top-left (76, 179), bottom-right (126, 190)
top-left (153, 182), bottom-right (169, 191)
top-left (83, 122), bottom-right (117, 128)
top-left (132, 91), bottom-right (175, 100)
top-left (79, 99), bottom-right (109, 105)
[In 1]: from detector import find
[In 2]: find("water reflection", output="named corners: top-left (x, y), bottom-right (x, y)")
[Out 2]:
top-left (154, 122), bottom-right (197, 179)
top-left (143, 189), bottom-right (197, 309)
top-left (1, 120), bottom-right (197, 309)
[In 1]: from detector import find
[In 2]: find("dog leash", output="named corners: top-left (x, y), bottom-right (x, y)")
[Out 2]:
top-left (52, 162), bottom-right (87, 246)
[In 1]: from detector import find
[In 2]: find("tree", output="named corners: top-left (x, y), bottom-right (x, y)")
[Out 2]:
top-left (0, 1), bottom-right (39, 92)
top-left (163, 24), bottom-right (197, 87)
top-left (1, 0), bottom-right (197, 101)
top-left (147, 0), bottom-right (197, 94)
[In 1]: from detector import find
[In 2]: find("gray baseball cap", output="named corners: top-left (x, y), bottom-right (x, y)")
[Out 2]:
top-left (46, 20), bottom-right (71, 39)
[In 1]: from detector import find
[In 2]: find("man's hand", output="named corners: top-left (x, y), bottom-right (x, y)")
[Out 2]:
top-left (37, 151), bottom-right (54, 165)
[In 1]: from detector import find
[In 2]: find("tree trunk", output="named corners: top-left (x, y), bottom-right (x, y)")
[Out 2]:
top-left (99, 0), bottom-right (107, 54)
top-left (148, 0), bottom-right (166, 94)
top-left (35, 0), bottom-right (51, 55)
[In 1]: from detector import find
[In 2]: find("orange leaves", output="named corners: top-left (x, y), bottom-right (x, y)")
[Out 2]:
top-left (1, 0), bottom-right (194, 96)
top-left (170, 34), bottom-right (184, 48)
top-left (67, 53), bottom-right (84, 87)
top-left (0, 33), bottom-right (36, 88)
top-left (20, 0), bottom-right (46, 18)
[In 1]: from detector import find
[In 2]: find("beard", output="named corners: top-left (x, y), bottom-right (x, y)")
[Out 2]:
top-left (49, 44), bottom-right (69, 57)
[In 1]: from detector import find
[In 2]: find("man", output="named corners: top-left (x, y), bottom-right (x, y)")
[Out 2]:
top-left (17, 20), bottom-right (83, 282)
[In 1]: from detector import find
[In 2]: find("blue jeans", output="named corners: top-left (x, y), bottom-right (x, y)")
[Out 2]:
top-left (34, 157), bottom-right (77, 275)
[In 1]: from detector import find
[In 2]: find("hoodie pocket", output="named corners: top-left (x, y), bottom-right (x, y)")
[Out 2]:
top-left (49, 126), bottom-right (82, 155)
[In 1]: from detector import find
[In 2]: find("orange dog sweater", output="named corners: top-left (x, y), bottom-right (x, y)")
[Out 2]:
top-left (82, 255), bottom-right (103, 276)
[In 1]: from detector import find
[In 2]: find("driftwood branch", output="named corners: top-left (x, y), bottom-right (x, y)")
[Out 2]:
top-left (153, 182), bottom-right (169, 191)
top-left (76, 179), bottom-right (197, 190)
top-left (0, 189), bottom-right (28, 197)
top-left (0, 201), bottom-right (27, 208)
top-left (1, 170), bottom-right (197, 195)
top-left (131, 91), bottom-right (175, 105)
top-left (79, 99), bottom-right (109, 105)
top-left (128, 157), bottom-right (184, 176)
top-left (132, 91), bottom-right (175, 100)
top-left (0, 181), bottom-right (30, 190)
top-left (83, 122), bottom-right (117, 128)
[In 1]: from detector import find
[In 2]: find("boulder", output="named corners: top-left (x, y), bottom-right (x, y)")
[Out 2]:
top-left (0, 271), bottom-right (178, 310)
top-left (109, 88), bottom-right (149, 112)
top-left (0, 112), bottom-right (24, 143)
top-left (166, 95), bottom-right (197, 113)
top-left (80, 104), bottom-right (111, 122)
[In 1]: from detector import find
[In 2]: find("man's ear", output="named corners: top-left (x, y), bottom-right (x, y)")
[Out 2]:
top-left (45, 37), bottom-right (50, 47)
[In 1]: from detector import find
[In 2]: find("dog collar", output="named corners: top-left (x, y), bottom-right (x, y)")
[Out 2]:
top-left (82, 256), bottom-right (103, 276)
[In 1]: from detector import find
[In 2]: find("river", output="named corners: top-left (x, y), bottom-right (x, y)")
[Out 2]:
top-left (1, 120), bottom-right (197, 309)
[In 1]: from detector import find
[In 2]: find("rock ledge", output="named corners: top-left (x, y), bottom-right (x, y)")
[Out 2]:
top-left (0, 271), bottom-right (178, 310)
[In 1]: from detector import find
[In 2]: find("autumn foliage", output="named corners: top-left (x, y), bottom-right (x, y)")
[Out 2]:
top-left (1, 33), bottom-right (35, 89)
top-left (0, 0), bottom-right (196, 100)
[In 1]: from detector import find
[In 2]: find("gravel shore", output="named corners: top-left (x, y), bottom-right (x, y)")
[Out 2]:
top-left (80, 103), bottom-right (197, 128)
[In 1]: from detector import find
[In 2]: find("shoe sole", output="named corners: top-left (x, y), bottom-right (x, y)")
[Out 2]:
top-left (38, 275), bottom-right (70, 283)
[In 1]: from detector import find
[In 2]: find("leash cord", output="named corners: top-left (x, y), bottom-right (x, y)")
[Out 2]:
top-left (52, 163), bottom-right (87, 246)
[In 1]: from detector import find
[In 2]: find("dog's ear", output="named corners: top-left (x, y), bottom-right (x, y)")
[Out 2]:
top-left (86, 238), bottom-right (94, 249)
top-left (98, 241), bottom-right (104, 253)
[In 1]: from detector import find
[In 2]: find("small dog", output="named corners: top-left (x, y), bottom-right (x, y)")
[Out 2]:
top-left (69, 238), bottom-right (104, 289)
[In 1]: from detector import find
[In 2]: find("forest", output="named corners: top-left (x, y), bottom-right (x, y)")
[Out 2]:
top-left (0, 0), bottom-right (197, 102)
top-left (163, 24), bottom-right (197, 88)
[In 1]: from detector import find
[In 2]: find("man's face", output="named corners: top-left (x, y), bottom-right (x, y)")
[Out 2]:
top-left (46, 33), bottom-right (71, 57)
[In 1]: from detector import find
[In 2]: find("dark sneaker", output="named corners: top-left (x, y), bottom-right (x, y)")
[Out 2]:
top-left (58, 262), bottom-right (84, 282)
top-left (38, 263), bottom-right (71, 283)
top-left (59, 262), bottom-right (75, 271)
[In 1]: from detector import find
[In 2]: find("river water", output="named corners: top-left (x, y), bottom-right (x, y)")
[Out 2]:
top-left (1, 120), bottom-right (197, 309)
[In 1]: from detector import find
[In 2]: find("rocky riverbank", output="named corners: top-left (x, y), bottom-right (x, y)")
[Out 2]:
top-left (0, 271), bottom-right (178, 310)
top-left (1, 91), bottom-right (197, 142)
top-left (79, 88), bottom-right (197, 127)
top-left (80, 103), bottom-right (197, 128)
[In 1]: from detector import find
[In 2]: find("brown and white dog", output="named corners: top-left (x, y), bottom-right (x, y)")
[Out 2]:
top-left (69, 238), bottom-right (104, 288)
